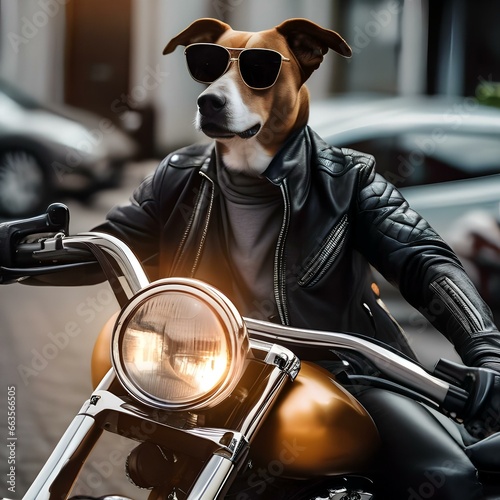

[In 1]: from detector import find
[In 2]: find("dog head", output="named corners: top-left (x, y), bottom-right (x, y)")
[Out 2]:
top-left (164, 18), bottom-right (351, 175)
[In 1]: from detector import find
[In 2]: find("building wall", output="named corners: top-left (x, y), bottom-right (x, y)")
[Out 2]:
top-left (0, 0), bottom-right (66, 102)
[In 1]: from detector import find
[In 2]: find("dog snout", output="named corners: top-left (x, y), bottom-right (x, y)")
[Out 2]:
top-left (197, 92), bottom-right (226, 118)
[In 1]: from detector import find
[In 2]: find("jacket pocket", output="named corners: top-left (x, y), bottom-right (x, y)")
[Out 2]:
top-left (298, 214), bottom-right (349, 287)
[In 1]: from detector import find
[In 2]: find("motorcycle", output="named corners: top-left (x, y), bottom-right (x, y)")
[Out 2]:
top-left (1, 203), bottom-right (500, 499)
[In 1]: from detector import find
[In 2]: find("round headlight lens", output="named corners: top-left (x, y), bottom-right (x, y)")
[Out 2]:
top-left (122, 292), bottom-right (228, 401)
top-left (112, 279), bottom-right (248, 410)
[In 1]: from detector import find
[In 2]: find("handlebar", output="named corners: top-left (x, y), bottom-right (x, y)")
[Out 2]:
top-left (1, 204), bottom-right (498, 430)
top-left (0, 204), bottom-right (149, 303)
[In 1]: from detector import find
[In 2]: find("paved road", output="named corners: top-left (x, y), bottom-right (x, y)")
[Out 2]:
top-left (0, 159), bottom-right (460, 499)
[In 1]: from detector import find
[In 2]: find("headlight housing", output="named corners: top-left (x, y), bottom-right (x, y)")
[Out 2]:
top-left (111, 278), bottom-right (249, 410)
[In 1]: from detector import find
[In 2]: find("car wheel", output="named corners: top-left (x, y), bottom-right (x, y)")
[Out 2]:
top-left (0, 149), bottom-right (51, 217)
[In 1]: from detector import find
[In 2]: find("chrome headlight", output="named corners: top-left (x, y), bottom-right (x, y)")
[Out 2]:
top-left (111, 278), bottom-right (249, 410)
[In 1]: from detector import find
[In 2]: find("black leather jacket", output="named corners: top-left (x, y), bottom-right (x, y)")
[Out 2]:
top-left (95, 126), bottom-right (500, 368)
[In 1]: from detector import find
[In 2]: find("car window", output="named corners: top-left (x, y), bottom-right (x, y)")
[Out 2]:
top-left (343, 133), bottom-right (500, 189)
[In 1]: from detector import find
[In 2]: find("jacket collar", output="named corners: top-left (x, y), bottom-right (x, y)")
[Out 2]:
top-left (263, 126), bottom-right (310, 185)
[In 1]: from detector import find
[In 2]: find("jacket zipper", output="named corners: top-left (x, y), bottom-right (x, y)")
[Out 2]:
top-left (192, 171), bottom-right (215, 276)
top-left (274, 180), bottom-right (291, 325)
top-left (298, 214), bottom-right (349, 287)
top-left (173, 161), bottom-right (214, 277)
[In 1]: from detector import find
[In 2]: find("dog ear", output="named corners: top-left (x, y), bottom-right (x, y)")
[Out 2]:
top-left (163, 18), bottom-right (231, 55)
top-left (276, 19), bottom-right (352, 80)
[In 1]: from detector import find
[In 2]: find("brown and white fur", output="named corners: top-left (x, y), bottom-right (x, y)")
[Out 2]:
top-left (163, 18), bottom-right (351, 175)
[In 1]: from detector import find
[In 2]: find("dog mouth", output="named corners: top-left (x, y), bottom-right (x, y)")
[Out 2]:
top-left (201, 123), bottom-right (261, 140)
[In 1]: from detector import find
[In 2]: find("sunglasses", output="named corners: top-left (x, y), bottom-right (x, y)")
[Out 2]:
top-left (184, 43), bottom-right (290, 90)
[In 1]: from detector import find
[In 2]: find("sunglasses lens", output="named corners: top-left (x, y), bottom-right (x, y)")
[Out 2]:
top-left (239, 49), bottom-right (282, 89)
top-left (185, 45), bottom-right (229, 83)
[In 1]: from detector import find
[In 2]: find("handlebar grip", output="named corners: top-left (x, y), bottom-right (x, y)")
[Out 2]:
top-left (0, 203), bottom-right (70, 267)
top-left (434, 358), bottom-right (498, 420)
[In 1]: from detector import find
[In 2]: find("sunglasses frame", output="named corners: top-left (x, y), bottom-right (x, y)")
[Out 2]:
top-left (184, 43), bottom-right (291, 90)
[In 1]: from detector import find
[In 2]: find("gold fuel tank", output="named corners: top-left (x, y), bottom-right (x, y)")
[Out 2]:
top-left (91, 312), bottom-right (116, 388)
top-left (250, 361), bottom-right (379, 478)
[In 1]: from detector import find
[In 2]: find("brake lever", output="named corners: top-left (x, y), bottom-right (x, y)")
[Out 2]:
top-left (0, 203), bottom-right (70, 267)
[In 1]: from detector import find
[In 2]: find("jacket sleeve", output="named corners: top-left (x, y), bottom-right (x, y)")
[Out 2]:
top-left (352, 153), bottom-right (500, 371)
top-left (92, 159), bottom-right (167, 280)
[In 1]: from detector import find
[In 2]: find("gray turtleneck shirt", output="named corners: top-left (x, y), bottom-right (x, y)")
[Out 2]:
top-left (216, 162), bottom-right (282, 321)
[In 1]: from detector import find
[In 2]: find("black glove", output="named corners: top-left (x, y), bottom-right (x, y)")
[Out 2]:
top-left (464, 365), bottom-right (500, 439)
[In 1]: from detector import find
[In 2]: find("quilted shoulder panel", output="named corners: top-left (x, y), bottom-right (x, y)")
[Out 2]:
top-left (358, 173), bottom-right (439, 244)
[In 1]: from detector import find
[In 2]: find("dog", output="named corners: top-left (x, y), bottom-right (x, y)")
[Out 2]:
top-left (90, 18), bottom-right (351, 389)
top-left (163, 18), bottom-right (352, 176)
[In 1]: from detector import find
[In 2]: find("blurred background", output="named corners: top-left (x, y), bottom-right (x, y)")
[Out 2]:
top-left (2, 0), bottom-right (499, 156)
top-left (2, 0), bottom-right (499, 152)
top-left (1, 0), bottom-right (500, 219)
top-left (1, 0), bottom-right (500, 498)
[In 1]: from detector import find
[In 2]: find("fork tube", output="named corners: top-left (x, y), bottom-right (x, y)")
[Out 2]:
top-left (22, 415), bottom-right (96, 499)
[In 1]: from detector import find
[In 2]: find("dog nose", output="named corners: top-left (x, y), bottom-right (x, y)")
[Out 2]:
top-left (197, 92), bottom-right (226, 117)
